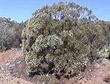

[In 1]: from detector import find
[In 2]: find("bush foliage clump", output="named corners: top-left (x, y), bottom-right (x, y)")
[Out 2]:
top-left (0, 17), bottom-right (24, 52)
top-left (22, 2), bottom-right (108, 76)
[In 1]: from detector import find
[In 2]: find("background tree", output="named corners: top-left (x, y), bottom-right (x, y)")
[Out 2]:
top-left (0, 17), bottom-right (24, 51)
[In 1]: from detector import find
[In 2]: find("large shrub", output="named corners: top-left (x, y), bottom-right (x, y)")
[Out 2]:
top-left (0, 17), bottom-right (24, 52)
top-left (22, 2), bottom-right (108, 77)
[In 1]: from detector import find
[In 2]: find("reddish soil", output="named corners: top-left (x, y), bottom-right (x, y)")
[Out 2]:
top-left (0, 48), bottom-right (110, 84)
top-left (0, 48), bottom-right (33, 84)
top-left (0, 48), bottom-right (22, 63)
top-left (65, 59), bottom-right (110, 84)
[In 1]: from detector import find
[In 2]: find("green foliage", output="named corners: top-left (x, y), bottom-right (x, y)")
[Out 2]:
top-left (98, 45), bottom-right (110, 58)
top-left (0, 17), bottom-right (24, 52)
top-left (22, 2), bottom-right (108, 77)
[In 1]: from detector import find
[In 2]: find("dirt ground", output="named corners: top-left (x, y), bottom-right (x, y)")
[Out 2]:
top-left (0, 48), bottom-right (33, 84)
top-left (66, 59), bottom-right (110, 84)
top-left (0, 48), bottom-right (110, 84)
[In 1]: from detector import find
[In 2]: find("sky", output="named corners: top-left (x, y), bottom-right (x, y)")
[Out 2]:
top-left (0, 0), bottom-right (110, 23)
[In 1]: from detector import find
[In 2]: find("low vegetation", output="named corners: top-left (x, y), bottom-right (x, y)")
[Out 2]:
top-left (21, 2), bottom-right (109, 78)
top-left (0, 1), bottom-right (110, 84)
top-left (0, 17), bottom-right (24, 52)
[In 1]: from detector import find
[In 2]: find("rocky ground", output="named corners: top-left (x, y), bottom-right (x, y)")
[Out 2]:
top-left (0, 48), bottom-right (33, 84)
top-left (0, 48), bottom-right (110, 84)
top-left (66, 59), bottom-right (110, 84)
